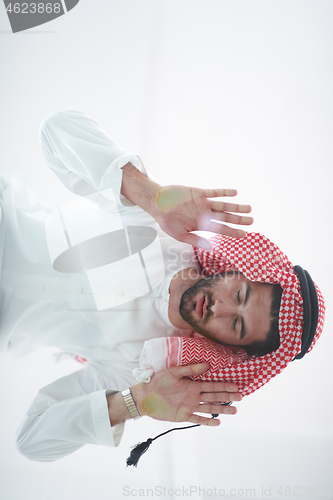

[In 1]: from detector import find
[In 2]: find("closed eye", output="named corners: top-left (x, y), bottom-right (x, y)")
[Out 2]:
top-left (237, 290), bottom-right (241, 304)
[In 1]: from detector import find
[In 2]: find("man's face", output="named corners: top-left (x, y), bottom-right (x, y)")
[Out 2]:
top-left (179, 272), bottom-right (274, 346)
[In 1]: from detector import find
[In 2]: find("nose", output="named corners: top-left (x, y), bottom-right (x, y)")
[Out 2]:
top-left (211, 299), bottom-right (235, 317)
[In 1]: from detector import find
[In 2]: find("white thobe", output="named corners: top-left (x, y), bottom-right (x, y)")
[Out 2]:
top-left (0, 110), bottom-right (200, 461)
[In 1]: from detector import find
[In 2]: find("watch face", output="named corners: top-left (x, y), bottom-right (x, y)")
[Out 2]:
top-left (45, 189), bottom-right (165, 310)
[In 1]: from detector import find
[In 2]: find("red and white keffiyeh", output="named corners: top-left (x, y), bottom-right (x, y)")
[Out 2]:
top-left (136, 232), bottom-right (325, 396)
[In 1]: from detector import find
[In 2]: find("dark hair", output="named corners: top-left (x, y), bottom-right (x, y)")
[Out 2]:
top-left (242, 283), bottom-right (283, 357)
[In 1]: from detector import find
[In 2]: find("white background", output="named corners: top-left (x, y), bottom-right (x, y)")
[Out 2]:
top-left (0, 1), bottom-right (332, 499)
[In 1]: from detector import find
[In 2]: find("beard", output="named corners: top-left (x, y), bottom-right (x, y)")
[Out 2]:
top-left (179, 273), bottom-right (227, 332)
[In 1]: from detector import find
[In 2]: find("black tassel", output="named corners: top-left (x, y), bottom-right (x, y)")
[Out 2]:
top-left (126, 424), bottom-right (200, 467)
top-left (126, 438), bottom-right (153, 467)
top-left (126, 403), bottom-right (232, 467)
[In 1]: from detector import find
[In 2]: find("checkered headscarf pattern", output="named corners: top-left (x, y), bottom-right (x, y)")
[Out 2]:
top-left (174, 232), bottom-right (326, 396)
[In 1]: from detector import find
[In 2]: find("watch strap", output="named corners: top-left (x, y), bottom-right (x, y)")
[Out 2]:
top-left (121, 388), bottom-right (141, 420)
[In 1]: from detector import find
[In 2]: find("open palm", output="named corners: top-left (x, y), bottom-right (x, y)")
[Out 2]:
top-left (150, 185), bottom-right (253, 250)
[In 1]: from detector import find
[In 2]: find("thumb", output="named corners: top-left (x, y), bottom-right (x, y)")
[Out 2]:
top-left (169, 363), bottom-right (210, 379)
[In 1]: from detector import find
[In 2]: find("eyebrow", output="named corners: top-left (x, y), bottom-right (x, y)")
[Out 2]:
top-left (240, 284), bottom-right (251, 339)
top-left (244, 283), bottom-right (251, 306)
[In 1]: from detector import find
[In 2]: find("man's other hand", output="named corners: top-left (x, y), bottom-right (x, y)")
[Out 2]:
top-left (131, 363), bottom-right (242, 426)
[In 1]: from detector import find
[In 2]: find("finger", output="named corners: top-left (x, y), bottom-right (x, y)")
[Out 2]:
top-left (187, 414), bottom-right (220, 426)
top-left (211, 212), bottom-right (254, 225)
top-left (196, 404), bottom-right (238, 415)
top-left (180, 233), bottom-right (213, 251)
top-left (169, 363), bottom-right (211, 378)
top-left (199, 392), bottom-right (242, 403)
top-left (202, 188), bottom-right (237, 198)
top-left (198, 380), bottom-right (239, 392)
top-left (207, 221), bottom-right (248, 238)
top-left (197, 381), bottom-right (239, 394)
top-left (210, 201), bottom-right (252, 213)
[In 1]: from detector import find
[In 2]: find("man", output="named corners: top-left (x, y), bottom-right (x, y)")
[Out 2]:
top-left (0, 110), bottom-right (324, 462)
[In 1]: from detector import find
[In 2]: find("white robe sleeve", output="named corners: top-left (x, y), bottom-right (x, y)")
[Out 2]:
top-left (15, 364), bottom-right (125, 462)
top-left (39, 109), bottom-right (154, 206)
top-left (15, 110), bottom-right (154, 462)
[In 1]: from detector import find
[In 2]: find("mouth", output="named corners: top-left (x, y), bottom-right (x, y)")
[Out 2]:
top-left (202, 295), bottom-right (208, 317)
top-left (195, 295), bottom-right (205, 318)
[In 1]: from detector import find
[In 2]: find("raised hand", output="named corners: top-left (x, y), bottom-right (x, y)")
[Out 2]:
top-left (149, 185), bottom-right (253, 251)
top-left (121, 164), bottom-right (253, 251)
top-left (131, 363), bottom-right (242, 426)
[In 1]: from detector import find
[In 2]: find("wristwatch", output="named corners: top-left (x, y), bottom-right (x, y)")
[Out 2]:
top-left (121, 388), bottom-right (141, 420)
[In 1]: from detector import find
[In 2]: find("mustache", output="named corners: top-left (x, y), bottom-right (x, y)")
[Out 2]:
top-left (179, 278), bottom-right (217, 324)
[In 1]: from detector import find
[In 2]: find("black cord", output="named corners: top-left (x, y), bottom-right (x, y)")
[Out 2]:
top-left (126, 402), bottom-right (232, 467)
